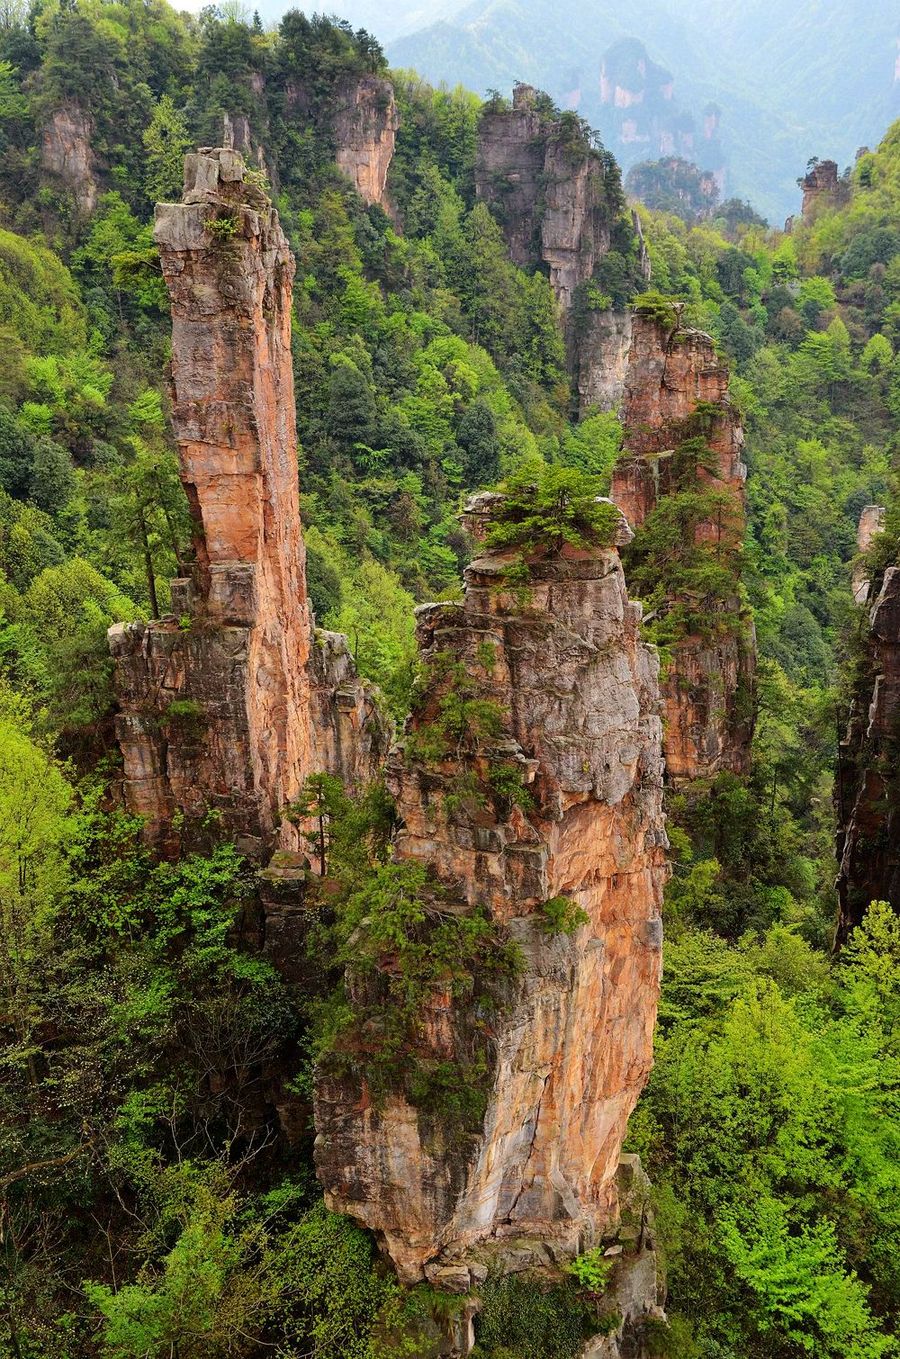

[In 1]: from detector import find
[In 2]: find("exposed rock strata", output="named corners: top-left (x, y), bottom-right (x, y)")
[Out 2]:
top-left (836, 560), bottom-right (900, 936)
top-left (800, 159), bottom-right (842, 220)
top-left (476, 86), bottom-right (618, 331)
top-left (476, 85), bottom-right (650, 413)
top-left (332, 74), bottom-right (399, 208)
top-left (40, 105), bottom-right (98, 216)
top-left (109, 150), bottom-right (384, 854)
top-left (315, 490), bottom-right (668, 1300)
top-left (612, 311), bottom-right (755, 782)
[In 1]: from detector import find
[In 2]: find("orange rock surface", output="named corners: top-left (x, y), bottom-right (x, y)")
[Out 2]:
top-left (109, 150), bottom-right (384, 853)
top-left (612, 311), bottom-right (755, 783)
top-left (315, 495), bottom-right (668, 1288)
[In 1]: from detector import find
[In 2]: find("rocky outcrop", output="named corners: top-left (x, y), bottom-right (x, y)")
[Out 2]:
top-left (800, 159), bottom-right (842, 220)
top-left (315, 489), bottom-right (668, 1307)
top-left (476, 84), bottom-right (619, 326)
top-left (836, 543), bottom-right (900, 937)
top-left (612, 309), bottom-right (755, 783)
top-left (476, 86), bottom-right (652, 413)
top-left (332, 74), bottom-right (399, 208)
top-left (576, 308), bottom-right (633, 413)
top-left (109, 149), bottom-right (385, 855)
top-left (40, 105), bottom-right (98, 216)
top-left (852, 504), bottom-right (886, 604)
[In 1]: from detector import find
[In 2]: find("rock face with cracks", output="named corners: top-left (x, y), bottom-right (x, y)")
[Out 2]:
top-left (475, 84), bottom-right (637, 398)
top-left (611, 310), bottom-right (755, 783)
top-left (314, 490), bottom-right (668, 1304)
top-left (40, 104), bottom-right (99, 216)
top-left (109, 149), bottom-right (667, 1358)
top-left (332, 74), bottom-right (399, 208)
top-left (109, 149), bottom-right (385, 855)
top-left (836, 560), bottom-right (900, 937)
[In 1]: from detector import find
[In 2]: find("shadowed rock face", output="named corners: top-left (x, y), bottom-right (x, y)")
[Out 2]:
top-left (476, 86), bottom-right (619, 337)
top-left (40, 105), bottom-right (98, 216)
top-left (315, 492), bottom-right (668, 1301)
top-left (109, 150), bottom-right (385, 855)
top-left (612, 311), bottom-right (755, 784)
top-left (837, 561), bottom-right (900, 937)
top-left (475, 87), bottom-right (651, 415)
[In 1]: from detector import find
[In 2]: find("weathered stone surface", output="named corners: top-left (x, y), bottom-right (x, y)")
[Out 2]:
top-left (612, 311), bottom-right (755, 783)
top-left (800, 158), bottom-right (841, 220)
top-left (476, 85), bottom-right (620, 358)
top-left (314, 494), bottom-right (668, 1287)
top-left (109, 150), bottom-right (386, 853)
top-left (576, 309), bottom-right (633, 413)
top-left (476, 87), bottom-right (651, 413)
top-left (836, 564), bottom-right (900, 935)
top-left (40, 104), bottom-right (98, 216)
top-left (332, 74), bottom-right (399, 208)
top-left (852, 504), bottom-right (886, 604)
top-left (581, 1156), bottom-right (666, 1359)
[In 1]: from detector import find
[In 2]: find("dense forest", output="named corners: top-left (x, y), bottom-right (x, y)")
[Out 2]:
top-left (0, 3), bottom-right (899, 1357)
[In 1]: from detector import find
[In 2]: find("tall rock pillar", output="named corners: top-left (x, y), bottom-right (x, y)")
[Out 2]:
top-left (109, 150), bottom-right (384, 853)
top-left (315, 492), bottom-right (668, 1309)
top-left (836, 507), bottom-right (900, 936)
top-left (612, 309), bottom-right (755, 782)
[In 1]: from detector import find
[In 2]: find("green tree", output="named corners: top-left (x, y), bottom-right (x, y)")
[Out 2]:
top-left (143, 94), bottom-right (191, 205)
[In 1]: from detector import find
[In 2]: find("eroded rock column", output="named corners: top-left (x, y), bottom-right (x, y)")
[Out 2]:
top-left (837, 551), bottom-right (900, 937)
top-left (315, 493), bottom-right (668, 1294)
top-left (109, 150), bottom-right (384, 853)
top-left (612, 310), bottom-right (755, 782)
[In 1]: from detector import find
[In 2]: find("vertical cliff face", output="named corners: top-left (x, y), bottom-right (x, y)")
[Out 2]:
top-left (576, 309), bottom-right (633, 413)
top-left (109, 149), bottom-right (384, 854)
top-left (476, 86), bottom-right (650, 413)
top-left (315, 490), bottom-right (667, 1309)
top-left (331, 74), bottom-right (399, 209)
top-left (837, 512), bottom-right (900, 935)
top-left (852, 504), bottom-right (886, 604)
top-left (40, 105), bottom-right (99, 217)
top-left (476, 86), bottom-right (618, 328)
top-left (612, 310), bottom-right (755, 783)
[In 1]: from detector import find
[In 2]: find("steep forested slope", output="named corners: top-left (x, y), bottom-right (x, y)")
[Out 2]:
top-left (0, 4), bottom-right (898, 1357)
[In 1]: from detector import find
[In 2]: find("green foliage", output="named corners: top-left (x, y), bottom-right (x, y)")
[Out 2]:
top-left (626, 157), bottom-right (720, 224)
top-left (204, 213), bottom-right (238, 240)
top-left (473, 1273), bottom-right (593, 1359)
top-left (484, 466), bottom-right (620, 556)
top-left (634, 901), bottom-right (900, 1357)
top-left (631, 291), bottom-right (680, 329)
top-left (406, 651), bottom-right (507, 763)
top-left (538, 895), bottom-right (590, 937)
top-left (143, 94), bottom-right (191, 205)
top-left (565, 1248), bottom-right (614, 1294)
top-left (314, 854), bottom-right (521, 1126)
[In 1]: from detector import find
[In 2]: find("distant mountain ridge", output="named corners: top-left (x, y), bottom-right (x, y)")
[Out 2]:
top-left (386, 0), bottom-right (900, 219)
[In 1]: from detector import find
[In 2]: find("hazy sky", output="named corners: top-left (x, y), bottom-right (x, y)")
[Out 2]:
top-left (175, 0), bottom-right (457, 41)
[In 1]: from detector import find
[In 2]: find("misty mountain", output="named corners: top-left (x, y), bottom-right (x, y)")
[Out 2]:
top-left (386, 0), bottom-right (900, 219)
